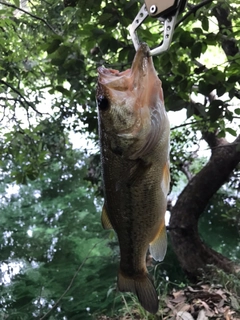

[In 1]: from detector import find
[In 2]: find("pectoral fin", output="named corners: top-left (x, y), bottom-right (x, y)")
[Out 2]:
top-left (116, 159), bottom-right (152, 190)
top-left (161, 161), bottom-right (170, 197)
top-left (129, 107), bottom-right (164, 160)
top-left (128, 159), bottom-right (152, 187)
top-left (101, 204), bottom-right (113, 229)
top-left (149, 220), bottom-right (167, 262)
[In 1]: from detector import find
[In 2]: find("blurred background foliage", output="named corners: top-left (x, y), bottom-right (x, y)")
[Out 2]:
top-left (0, 0), bottom-right (239, 318)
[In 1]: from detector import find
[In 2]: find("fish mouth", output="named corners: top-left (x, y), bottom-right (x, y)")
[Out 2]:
top-left (97, 43), bottom-right (156, 92)
top-left (131, 43), bottom-right (152, 76)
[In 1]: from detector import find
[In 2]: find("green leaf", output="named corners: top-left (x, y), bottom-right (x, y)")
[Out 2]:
top-left (166, 96), bottom-right (187, 111)
top-left (91, 28), bottom-right (105, 36)
top-left (51, 58), bottom-right (65, 66)
top-left (26, 170), bottom-right (39, 181)
top-left (210, 100), bottom-right (224, 108)
top-left (225, 127), bottom-right (237, 137)
top-left (98, 13), bottom-right (112, 24)
top-left (179, 79), bottom-right (189, 91)
top-left (198, 80), bottom-right (215, 96)
top-left (229, 88), bottom-right (236, 99)
top-left (195, 103), bottom-right (207, 118)
top-left (118, 47), bottom-right (128, 61)
top-left (46, 38), bottom-right (63, 54)
top-left (14, 172), bottom-right (27, 184)
top-left (217, 130), bottom-right (225, 138)
top-left (225, 109), bottom-right (233, 122)
top-left (216, 82), bottom-right (226, 97)
top-left (13, 0), bottom-right (20, 7)
top-left (55, 85), bottom-right (71, 96)
top-left (162, 61), bottom-right (172, 73)
top-left (177, 61), bottom-right (190, 75)
top-left (205, 32), bottom-right (217, 45)
top-left (191, 41), bottom-right (202, 59)
top-left (206, 69), bottom-right (225, 84)
top-left (227, 74), bottom-right (240, 83)
top-left (159, 52), bottom-right (170, 66)
top-left (186, 103), bottom-right (195, 119)
top-left (202, 16), bottom-right (209, 31)
top-left (208, 100), bottom-right (224, 121)
top-left (235, 108), bottom-right (240, 115)
top-left (192, 27), bottom-right (203, 35)
top-left (179, 32), bottom-right (195, 48)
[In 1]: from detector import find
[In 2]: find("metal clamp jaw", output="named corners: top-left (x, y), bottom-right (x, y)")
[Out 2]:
top-left (129, 0), bottom-right (187, 56)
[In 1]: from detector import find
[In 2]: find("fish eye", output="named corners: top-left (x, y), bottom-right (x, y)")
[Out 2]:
top-left (97, 96), bottom-right (110, 111)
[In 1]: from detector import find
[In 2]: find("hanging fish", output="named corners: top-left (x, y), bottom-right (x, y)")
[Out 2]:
top-left (96, 43), bottom-right (170, 314)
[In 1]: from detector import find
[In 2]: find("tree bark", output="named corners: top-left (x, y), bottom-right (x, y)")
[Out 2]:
top-left (212, 2), bottom-right (239, 57)
top-left (169, 135), bottom-right (240, 279)
top-left (168, 0), bottom-right (240, 281)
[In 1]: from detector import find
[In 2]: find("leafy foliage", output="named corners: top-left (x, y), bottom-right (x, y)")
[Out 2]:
top-left (0, 0), bottom-right (239, 183)
top-left (200, 185), bottom-right (240, 261)
top-left (0, 0), bottom-right (240, 318)
top-left (0, 150), bottom-right (121, 318)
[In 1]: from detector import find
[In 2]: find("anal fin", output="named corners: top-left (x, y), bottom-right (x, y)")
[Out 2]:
top-left (101, 203), bottom-right (113, 230)
top-left (149, 220), bottom-right (167, 262)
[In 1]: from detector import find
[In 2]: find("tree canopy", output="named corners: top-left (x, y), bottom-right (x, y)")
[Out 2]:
top-left (0, 0), bottom-right (240, 318)
top-left (0, 0), bottom-right (239, 181)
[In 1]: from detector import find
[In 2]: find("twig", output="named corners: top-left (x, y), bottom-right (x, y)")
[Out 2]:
top-left (0, 105), bottom-right (6, 123)
top-left (40, 241), bottom-right (100, 320)
top-left (176, 0), bottom-right (214, 28)
top-left (0, 1), bottom-right (58, 35)
top-left (171, 120), bottom-right (205, 130)
top-left (0, 79), bottom-right (43, 116)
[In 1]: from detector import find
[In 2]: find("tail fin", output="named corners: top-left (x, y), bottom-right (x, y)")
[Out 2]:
top-left (117, 269), bottom-right (159, 314)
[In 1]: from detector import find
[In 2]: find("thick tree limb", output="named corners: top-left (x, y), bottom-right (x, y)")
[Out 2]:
top-left (202, 131), bottom-right (228, 150)
top-left (169, 135), bottom-right (240, 278)
top-left (170, 2), bottom-right (240, 278)
top-left (212, 2), bottom-right (239, 57)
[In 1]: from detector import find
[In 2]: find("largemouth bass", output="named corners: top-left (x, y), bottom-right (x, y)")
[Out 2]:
top-left (96, 43), bottom-right (170, 314)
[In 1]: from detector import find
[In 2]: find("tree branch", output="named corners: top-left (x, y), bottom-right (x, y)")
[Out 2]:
top-left (212, 2), bottom-right (239, 57)
top-left (202, 131), bottom-right (228, 150)
top-left (0, 80), bottom-right (43, 116)
top-left (0, 1), bottom-right (58, 35)
top-left (171, 120), bottom-right (205, 131)
top-left (176, 0), bottom-right (214, 28)
top-left (169, 134), bottom-right (240, 278)
top-left (0, 104), bottom-right (6, 123)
